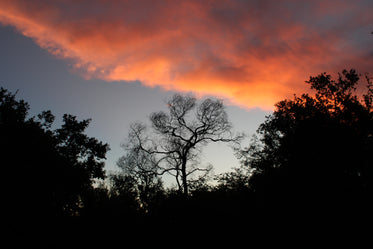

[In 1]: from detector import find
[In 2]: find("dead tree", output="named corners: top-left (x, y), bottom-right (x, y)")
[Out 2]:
top-left (122, 94), bottom-right (241, 196)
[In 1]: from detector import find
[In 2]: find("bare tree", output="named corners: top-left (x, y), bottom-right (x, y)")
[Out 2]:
top-left (121, 94), bottom-right (241, 196)
top-left (116, 123), bottom-right (164, 210)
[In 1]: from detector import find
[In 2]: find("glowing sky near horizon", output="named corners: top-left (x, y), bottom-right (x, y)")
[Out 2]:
top-left (0, 0), bottom-right (371, 110)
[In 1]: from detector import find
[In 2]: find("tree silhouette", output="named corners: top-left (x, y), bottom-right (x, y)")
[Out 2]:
top-left (120, 94), bottom-right (241, 196)
top-left (239, 69), bottom-right (373, 214)
top-left (116, 146), bottom-right (165, 212)
top-left (54, 114), bottom-right (110, 214)
top-left (0, 87), bottom-right (109, 218)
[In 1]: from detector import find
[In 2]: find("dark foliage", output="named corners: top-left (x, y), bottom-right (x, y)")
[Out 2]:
top-left (240, 69), bottom-right (373, 218)
top-left (1, 88), bottom-right (109, 218)
top-left (3, 69), bottom-right (373, 246)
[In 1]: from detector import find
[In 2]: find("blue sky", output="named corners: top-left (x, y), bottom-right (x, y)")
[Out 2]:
top-left (0, 25), bottom-right (269, 177)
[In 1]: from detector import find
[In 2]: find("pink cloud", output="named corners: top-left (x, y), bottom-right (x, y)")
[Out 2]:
top-left (0, 0), bottom-right (371, 109)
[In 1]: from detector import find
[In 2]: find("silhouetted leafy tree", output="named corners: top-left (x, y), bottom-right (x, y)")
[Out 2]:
top-left (106, 174), bottom-right (142, 216)
top-left (239, 69), bottom-right (373, 214)
top-left (215, 167), bottom-right (252, 192)
top-left (0, 87), bottom-right (109, 218)
top-left (121, 94), bottom-right (241, 196)
top-left (54, 114), bottom-right (109, 214)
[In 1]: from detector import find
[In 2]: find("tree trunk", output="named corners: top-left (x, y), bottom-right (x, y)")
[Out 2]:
top-left (181, 158), bottom-right (188, 196)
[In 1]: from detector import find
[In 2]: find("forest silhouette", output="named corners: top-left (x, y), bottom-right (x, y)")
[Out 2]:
top-left (2, 69), bottom-right (373, 247)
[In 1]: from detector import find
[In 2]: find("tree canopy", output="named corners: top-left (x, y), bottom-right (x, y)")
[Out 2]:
top-left (1, 87), bottom-right (109, 218)
top-left (239, 69), bottom-right (373, 213)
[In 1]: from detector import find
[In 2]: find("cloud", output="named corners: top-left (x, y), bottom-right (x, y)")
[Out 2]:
top-left (0, 0), bottom-right (372, 109)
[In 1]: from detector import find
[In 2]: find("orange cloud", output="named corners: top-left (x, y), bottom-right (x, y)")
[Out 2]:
top-left (0, 0), bottom-right (371, 109)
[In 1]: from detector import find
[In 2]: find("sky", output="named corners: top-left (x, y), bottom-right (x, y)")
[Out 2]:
top-left (0, 0), bottom-right (372, 179)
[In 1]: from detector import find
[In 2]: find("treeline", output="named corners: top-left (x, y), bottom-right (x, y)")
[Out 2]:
top-left (2, 69), bottom-right (373, 246)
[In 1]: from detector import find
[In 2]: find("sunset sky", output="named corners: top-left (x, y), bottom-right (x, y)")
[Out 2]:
top-left (0, 0), bottom-right (372, 176)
